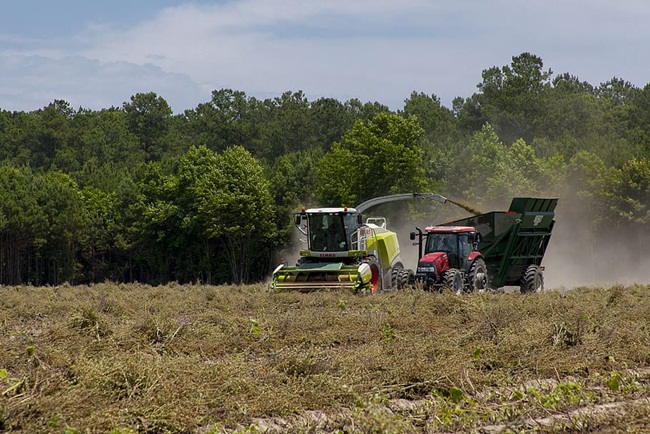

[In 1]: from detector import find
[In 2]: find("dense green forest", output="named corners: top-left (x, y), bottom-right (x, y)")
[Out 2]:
top-left (0, 52), bottom-right (648, 286)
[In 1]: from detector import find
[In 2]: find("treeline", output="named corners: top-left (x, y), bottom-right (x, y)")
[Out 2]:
top-left (0, 52), bottom-right (649, 285)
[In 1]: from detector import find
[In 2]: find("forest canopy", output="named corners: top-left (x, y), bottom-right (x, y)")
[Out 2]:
top-left (0, 52), bottom-right (648, 285)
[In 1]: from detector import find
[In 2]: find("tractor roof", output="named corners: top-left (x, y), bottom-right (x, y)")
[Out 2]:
top-left (424, 225), bottom-right (475, 233)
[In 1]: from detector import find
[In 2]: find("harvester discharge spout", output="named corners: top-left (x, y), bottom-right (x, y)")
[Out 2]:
top-left (355, 193), bottom-right (447, 214)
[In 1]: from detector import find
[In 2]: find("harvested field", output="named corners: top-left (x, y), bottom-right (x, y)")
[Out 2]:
top-left (2, 282), bottom-right (650, 433)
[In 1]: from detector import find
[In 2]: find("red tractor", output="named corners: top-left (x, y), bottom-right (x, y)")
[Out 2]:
top-left (410, 225), bottom-right (488, 294)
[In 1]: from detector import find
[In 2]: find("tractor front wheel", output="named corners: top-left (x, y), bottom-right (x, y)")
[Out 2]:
top-left (520, 265), bottom-right (544, 293)
top-left (390, 266), bottom-right (401, 290)
top-left (443, 268), bottom-right (464, 295)
top-left (397, 268), bottom-right (414, 289)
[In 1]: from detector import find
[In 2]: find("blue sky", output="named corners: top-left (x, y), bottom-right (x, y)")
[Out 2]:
top-left (1, 0), bottom-right (649, 113)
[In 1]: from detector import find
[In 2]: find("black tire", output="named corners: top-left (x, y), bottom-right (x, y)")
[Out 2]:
top-left (396, 268), bottom-right (414, 289)
top-left (520, 265), bottom-right (544, 293)
top-left (390, 266), bottom-right (401, 291)
top-left (468, 258), bottom-right (489, 292)
top-left (442, 268), bottom-right (464, 295)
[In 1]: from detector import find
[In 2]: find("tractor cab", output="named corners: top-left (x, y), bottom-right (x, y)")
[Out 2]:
top-left (421, 226), bottom-right (477, 269)
top-left (410, 225), bottom-right (481, 290)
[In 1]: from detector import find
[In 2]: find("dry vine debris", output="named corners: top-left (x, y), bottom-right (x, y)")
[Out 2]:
top-left (2, 282), bottom-right (650, 432)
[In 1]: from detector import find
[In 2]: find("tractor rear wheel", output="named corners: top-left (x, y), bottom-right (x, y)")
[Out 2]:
top-left (468, 258), bottom-right (489, 292)
top-left (443, 268), bottom-right (464, 295)
top-left (520, 265), bottom-right (544, 293)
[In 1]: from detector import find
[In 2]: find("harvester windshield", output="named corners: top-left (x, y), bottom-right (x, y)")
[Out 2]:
top-left (307, 212), bottom-right (358, 252)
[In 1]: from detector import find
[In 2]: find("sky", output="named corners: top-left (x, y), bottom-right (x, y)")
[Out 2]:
top-left (1, 0), bottom-right (649, 114)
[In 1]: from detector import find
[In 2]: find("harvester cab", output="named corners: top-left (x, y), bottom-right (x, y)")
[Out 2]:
top-left (294, 208), bottom-right (364, 255)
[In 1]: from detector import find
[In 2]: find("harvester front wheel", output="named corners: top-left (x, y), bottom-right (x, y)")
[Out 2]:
top-left (361, 258), bottom-right (382, 295)
top-left (520, 265), bottom-right (544, 293)
top-left (468, 258), bottom-right (489, 292)
top-left (443, 269), bottom-right (464, 295)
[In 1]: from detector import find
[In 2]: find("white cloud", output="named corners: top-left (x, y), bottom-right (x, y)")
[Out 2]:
top-left (1, 0), bottom-right (649, 113)
top-left (76, 1), bottom-right (487, 108)
top-left (0, 54), bottom-right (205, 112)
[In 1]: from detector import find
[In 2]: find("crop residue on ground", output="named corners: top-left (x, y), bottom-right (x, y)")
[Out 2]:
top-left (2, 282), bottom-right (650, 432)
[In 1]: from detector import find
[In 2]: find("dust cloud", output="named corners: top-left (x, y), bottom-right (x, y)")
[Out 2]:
top-left (542, 200), bottom-right (650, 289)
top-left (278, 228), bottom-right (306, 267)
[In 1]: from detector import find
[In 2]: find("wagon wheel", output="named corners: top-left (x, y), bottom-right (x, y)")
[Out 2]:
top-left (520, 265), bottom-right (544, 293)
